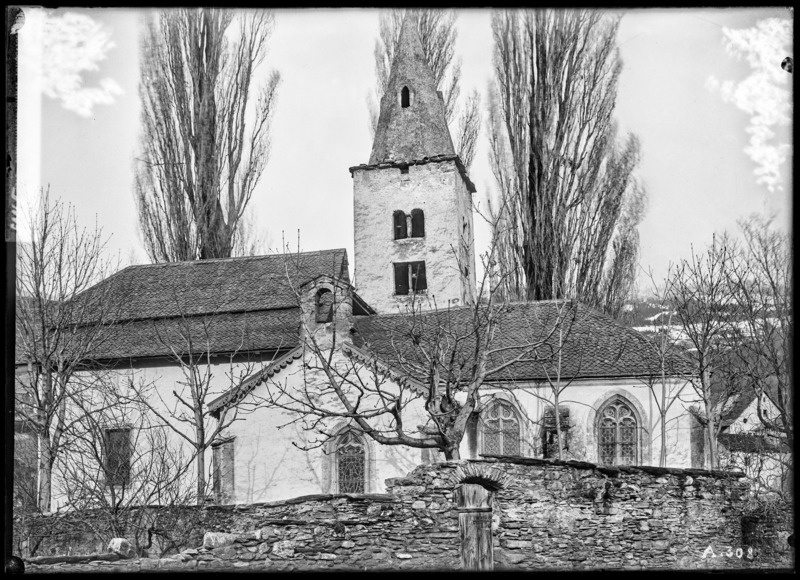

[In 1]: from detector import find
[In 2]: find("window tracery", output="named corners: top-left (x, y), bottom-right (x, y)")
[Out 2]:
top-left (481, 400), bottom-right (520, 456)
top-left (598, 397), bottom-right (638, 465)
top-left (336, 430), bottom-right (365, 493)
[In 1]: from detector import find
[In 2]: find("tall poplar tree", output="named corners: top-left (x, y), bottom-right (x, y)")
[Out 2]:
top-left (135, 9), bottom-right (280, 262)
top-left (488, 10), bottom-right (646, 317)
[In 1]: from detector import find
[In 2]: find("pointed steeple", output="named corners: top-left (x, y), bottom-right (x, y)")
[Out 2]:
top-left (369, 14), bottom-right (456, 165)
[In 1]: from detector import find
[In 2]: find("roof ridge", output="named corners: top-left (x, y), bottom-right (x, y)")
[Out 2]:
top-left (120, 248), bottom-right (347, 271)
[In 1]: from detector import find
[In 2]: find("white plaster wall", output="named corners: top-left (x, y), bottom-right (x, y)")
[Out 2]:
top-left (226, 350), bottom-right (424, 502)
top-left (223, 364), bottom-right (702, 504)
top-left (352, 161), bottom-right (475, 313)
top-left (475, 379), bottom-right (699, 468)
top-left (48, 357), bottom-right (274, 512)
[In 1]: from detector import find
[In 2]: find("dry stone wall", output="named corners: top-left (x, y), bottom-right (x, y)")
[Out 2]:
top-left (20, 458), bottom-right (792, 573)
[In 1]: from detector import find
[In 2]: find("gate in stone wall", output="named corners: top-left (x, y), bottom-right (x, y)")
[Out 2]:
top-left (451, 464), bottom-right (509, 571)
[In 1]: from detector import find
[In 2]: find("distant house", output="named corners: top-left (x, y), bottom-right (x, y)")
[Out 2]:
top-left (717, 382), bottom-right (791, 497)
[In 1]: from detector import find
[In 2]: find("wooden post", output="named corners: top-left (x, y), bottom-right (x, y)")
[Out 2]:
top-left (455, 483), bottom-right (494, 570)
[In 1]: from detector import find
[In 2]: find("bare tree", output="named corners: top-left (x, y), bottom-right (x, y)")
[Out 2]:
top-left (15, 190), bottom-right (121, 512)
top-left (123, 296), bottom-right (273, 505)
top-left (489, 10), bottom-right (646, 316)
top-left (725, 215), bottom-right (792, 490)
top-left (667, 235), bottom-right (740, 469)
top-left (135, 8), bottom-right (280, 262)
top-left (258, 213), bottom-right (564, 461)
top-left (52, 376), bottom-right (196, 556)
top-left (638, 269), bottom-right (691, 467)
top-left (369, 10), bottom-right (481, 169)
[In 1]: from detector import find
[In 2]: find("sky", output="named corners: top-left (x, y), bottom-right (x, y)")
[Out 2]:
top-left (15, 8), bottom-right (793, 293)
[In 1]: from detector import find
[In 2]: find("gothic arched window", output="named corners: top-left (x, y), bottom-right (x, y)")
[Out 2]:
top-left (337, 430), bottom-right (365, 493)
top-left (315, 288), bottom-right (334, 323)
top-left (401, 86), bottom-right (410, 108)
top-left (598, 398), bottom-right (639, 466)
top-left (481, 400), bottom-right (520, 456)
top-left (410, 209), bottom-right (425, 238)
top-left (393, 210), bottom-right (408, 240)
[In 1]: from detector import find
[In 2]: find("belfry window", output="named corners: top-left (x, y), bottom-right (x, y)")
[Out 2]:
top-left (598, 398), bottom-right (638, 466)
top-left (337, 430), bottom-right (366, 493)
top-left (481, 400), bottom-right (520, 456)
top-left (410, 209), bottom-right (425, 238)
top-left (393, 261), bottom-right (427, 295)
top-left (393, 210), bottom-right (408, 240)
top-left (401, 86), bottom-right (410, 108)
top-left (315, 288), bottom-right (334, 323)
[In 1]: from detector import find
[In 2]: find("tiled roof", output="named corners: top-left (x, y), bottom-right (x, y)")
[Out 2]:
top-left (16, 250), bottom-right (348, 364)
top-left (76, 249), bottom-right (349, 323)
top-left (352, 301), bottom-right (696, 383)
top-left (77, 310), bottom-right (300, 362)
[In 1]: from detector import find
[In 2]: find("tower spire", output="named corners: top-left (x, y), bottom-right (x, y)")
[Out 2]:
top-left (369, 13), bottom-right (456, 165)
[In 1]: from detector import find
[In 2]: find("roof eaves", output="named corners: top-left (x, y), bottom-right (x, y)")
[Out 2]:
top-left (342, 342), bottom-right (428, 396)
top-left (348, 155), bottom-right (476, 193)
top-left (208, 346), bottom-right (304, 417)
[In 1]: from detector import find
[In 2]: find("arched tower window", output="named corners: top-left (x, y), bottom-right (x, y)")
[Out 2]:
top-left (393, 210), bottom-right (408, 240)
top-left (315, 288), bottom-right (334, 323)
top-left (481, 400), bottom-right (520, 456)
top-left (336, 430), bottom-right (366, 493)
top-left (401, 86), bottom-right (410, 108)
top-left (598, 397), bottom-right (639, 465)
top-left (410, 209), bottom-right (425, 238)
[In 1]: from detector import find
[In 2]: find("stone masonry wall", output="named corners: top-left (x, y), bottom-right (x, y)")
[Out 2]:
top-left (20, 458), bottom-right (793, 573)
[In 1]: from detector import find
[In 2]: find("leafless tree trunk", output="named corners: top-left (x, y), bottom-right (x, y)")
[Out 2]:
top-left (15, 189), bottom-right (121, 512)
top-left (667, 235), bottom-right (739, 469)
top-left (51, 376), bottom-right (196, 556)
top-left (637, 270), bottom-right (688, 467)
top-left (726, 214), bottom-right (792, 494)
top-left (135, 8), bottom-right (280, 262)
top-left (488, 10), bottom-right (646, 317)
top-left (123, 295), bottom-right (267, 506)
top-left (369, 10), bottom-right (481, 169)
top-left (260, 209), bottom-right (563, 460)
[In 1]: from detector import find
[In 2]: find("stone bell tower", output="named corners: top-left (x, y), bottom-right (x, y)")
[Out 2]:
top-left (349, 14), bottom-right (476, 314)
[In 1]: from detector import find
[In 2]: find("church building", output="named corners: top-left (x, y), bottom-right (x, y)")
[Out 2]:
top-left (15, 15), bottom-right (703, 511)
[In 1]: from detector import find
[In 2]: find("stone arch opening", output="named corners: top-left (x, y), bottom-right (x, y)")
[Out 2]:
top-left (315, 288), bottom-right (334, 323)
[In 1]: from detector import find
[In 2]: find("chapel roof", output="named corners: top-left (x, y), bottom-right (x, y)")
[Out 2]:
top-left (351, 301), bottom-right (697, 383)
top-left (368, 14), bottom-right (456, 165)
top-left (77, 249), bottom-right (349, 323)
top-left (15, 249), bottom-right (349, 364)
top-left (206, 299), bottom-right (699, 417)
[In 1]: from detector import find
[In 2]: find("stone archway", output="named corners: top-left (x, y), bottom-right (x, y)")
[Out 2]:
top-left (450, 463), bottom-right (509, 570)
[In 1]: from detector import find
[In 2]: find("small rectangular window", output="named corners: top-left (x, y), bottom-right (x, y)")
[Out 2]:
top-left (394, 261), bottom-right (427, 295)
top-left (212, 439), bottom-right (235, 504)
top-left (104, 428), bottom-right (131, 486)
